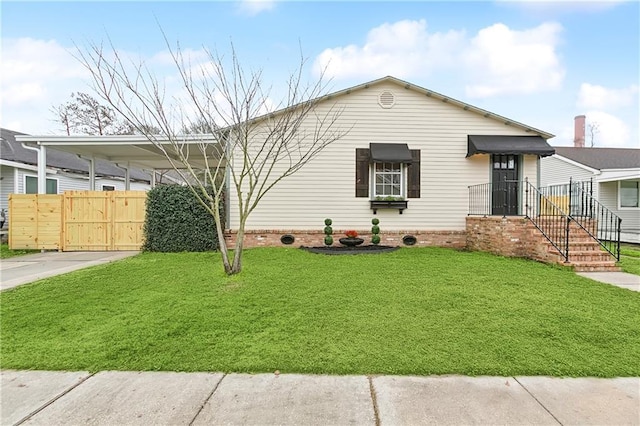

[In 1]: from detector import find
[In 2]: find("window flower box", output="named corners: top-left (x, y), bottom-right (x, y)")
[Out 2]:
top-left (370, 198), bottom-right (408, 214)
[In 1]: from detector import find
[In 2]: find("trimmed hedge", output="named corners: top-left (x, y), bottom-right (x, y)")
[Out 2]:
top-left (143, 185), bottom-right (222, 252)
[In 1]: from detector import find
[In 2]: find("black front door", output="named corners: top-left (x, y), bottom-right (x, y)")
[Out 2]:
top-left (492, 154), bottom-right (519, 216)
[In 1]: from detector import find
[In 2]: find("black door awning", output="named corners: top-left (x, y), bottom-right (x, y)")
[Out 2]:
top-left (370, 143), bottom-right (413, 163)
top-left (466, 135), bottom-right (555, 158)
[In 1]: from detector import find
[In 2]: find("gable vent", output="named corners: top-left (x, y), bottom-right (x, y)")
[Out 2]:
top-left (378, 91), bottom-right (396, 109)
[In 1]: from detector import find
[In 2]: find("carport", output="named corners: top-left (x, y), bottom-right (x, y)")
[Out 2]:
top-left (11, 134), bottom-right (224, 251)
top-left (14, 134), bottom-right (223, 193)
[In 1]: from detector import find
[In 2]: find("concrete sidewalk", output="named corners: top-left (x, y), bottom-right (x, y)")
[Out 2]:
top-left (1, 371), bottom-right (638, 425)
top-left (578, 271), bottom-right (640, 292)
top-left (0, 251), bottom-right (139, 291)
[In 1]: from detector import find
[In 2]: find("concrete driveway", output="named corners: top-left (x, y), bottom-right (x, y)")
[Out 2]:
top-left (0, 251), bottom-right (139, 291)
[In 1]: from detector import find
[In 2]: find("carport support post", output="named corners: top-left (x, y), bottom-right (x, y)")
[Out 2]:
top-left (89, 157), bottom-right (96, 190)
top-left (37, 144), bottom-right (47, 194)
top-left (124, 162), bottom-right (130, 190)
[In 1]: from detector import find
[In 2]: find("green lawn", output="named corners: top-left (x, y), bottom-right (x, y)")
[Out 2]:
top-left (0, 243), bottom-right (38, 259)
top-left (1, 248), bottom-right (639, 377)
top-left (620, 245), bottom-right (640, 276)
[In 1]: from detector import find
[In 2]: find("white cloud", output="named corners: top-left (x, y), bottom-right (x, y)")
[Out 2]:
top-left (0, 38), bottom-right (90, 133)
top-left (313, 19), bottom-right (465, 80)
top-left (314, 20), bottom-right (564, 98)
top-left (463, 22), bottom-right (564, 98)
top-left (577, 83), bottom-right (639, 110)
top-left (584, 111), bottom-right (631, 147)
top-left (237, 0), bottom-right (276, 16)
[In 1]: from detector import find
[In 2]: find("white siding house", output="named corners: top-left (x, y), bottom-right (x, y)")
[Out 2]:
top-left (540, 147), bottom-right (640, 243)
top-left (227, 77), bottom-right (554, 242)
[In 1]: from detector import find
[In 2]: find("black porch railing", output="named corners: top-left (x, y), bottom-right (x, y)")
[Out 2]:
top-left (468, 180), bottom-right (521, 217)
top-left (468, 178), bottom-right (622, 262)
top-left (539, 179), bottom-right (620, 261)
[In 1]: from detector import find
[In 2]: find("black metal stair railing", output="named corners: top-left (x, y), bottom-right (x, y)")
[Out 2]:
top-left (540, 178), bottom-right (621, 261)
top-left (469, 178), bottom-right (622, 262)
top-left (523, 179), bottom-right (570, 262)
top-left (573, 179), bottom-right (621, 261)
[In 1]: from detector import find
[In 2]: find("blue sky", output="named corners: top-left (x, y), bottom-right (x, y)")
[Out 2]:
top-left (2, 1), bottom-right (638, 147)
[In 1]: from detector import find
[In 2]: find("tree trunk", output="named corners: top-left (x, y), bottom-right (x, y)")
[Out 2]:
top-left (230, 221), bottom-right (246, 274)
top-left (212, 201), bottom-right (232, 274)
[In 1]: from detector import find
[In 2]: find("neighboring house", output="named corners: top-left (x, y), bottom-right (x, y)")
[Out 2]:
top-left (540, 116), bottom-right (640, 243)
top-left (225, 76), bottom-right (556, 247)
top-left (0, 128), bottom-right (152, 226)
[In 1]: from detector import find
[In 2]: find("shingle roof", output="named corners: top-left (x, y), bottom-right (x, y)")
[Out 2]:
top-left (554, 147), bottom-right (640, 170)
top-left (1, 128), bottom-right (151, 182)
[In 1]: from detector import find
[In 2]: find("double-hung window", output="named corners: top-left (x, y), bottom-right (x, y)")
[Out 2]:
top-left (620, 180), bottom-right (639, 208)
top-left (25, 176), bottom-right (58, 194)
top-left (374, 162), bottom-right (403, 197)
top-left (355, 144), bottom-right (420, 199)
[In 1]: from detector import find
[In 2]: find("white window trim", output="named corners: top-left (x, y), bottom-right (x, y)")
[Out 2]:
top-left (371, 162), bottom-right (406, 199)
top-left (23, 174), bottom-right (59, 194)
top-left (618, 180), bottom-right (639, 210)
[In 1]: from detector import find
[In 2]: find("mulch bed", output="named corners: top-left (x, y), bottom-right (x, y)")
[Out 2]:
top-left (300, 245), bottom-right (400, 255)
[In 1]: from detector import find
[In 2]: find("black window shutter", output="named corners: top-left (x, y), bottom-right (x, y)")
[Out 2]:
top-left (407, 149), bottom-right (421, 198)
top-left (355, 148), bottom-right (370, 197)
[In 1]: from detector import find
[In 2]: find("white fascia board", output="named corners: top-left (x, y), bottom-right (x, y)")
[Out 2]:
top-left (552, 154), bottom-right (600, 174)
top-left (595, 169), bottom-right (640, 183)
top-left (0, 159), bottom-right (57, 174)
top-left (15, 134), bottom-right (218, 145)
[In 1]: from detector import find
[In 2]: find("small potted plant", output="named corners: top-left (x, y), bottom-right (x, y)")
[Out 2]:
top-left (339, 230), bottom-right (364, 247)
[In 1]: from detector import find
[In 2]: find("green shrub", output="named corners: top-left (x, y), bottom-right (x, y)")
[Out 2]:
top-left (324, 226), bottom-right (333, 235)
top-left (371, 218), bottom-right (381, 245)
top-left (324, 218), bottom-right (332, 226)
top-left (324, 236), bottom-right (333, 246)
top-left (143, 185), bottom-right (222, 252)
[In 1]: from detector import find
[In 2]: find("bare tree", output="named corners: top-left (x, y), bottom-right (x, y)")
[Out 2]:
top-left (75, 38), bottom-right (348, 275)
top-left (52, 92), bottom-right (132, 135)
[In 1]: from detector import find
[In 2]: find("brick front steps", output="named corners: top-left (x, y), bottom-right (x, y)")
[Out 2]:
top-left (466, 216), bottom-right (620, 272)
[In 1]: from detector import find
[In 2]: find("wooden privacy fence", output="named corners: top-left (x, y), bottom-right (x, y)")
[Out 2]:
top-left (540, 195), bottom-right (570, 216)
top-left (9, 191), bottom-right (147, 251)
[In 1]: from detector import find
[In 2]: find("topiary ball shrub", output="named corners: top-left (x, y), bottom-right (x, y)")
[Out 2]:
top-left (371, 218), bottom-right (380, 225)
top-left (324, 235), bottom-right (334, 246)
top-left (371, 235), bottom-right (381, 245)
top-left (371, 225), bottom-right (380, 234)
top-left (324, 226), bottom-right (333, 235)
top-left (324, 218), bottom-right (333, 226)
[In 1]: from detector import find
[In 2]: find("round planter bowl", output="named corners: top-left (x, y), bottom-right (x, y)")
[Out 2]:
top-left (339, 237), bottom-right (365, 247)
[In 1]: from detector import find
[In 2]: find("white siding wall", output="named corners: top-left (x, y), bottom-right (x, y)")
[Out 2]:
top-left (0, 165), bottom-right (15, 225)
top-left (229, 82), bottom-right (544, 231)
top-left (15, 169), bottom-right (150, 193)
top-left (540, 156), bottom-right (597, 190)
top-left (599, 180), bottom-right (640, 243)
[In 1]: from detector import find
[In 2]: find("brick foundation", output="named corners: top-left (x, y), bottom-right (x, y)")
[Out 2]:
top-left (224, 218), bottom-right (618, 271)
top-left (224, 229), bottom-right (467, 249)
top-left (465, 216), bottom-right (556, 263)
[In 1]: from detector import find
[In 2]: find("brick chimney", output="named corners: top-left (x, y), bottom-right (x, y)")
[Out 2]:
top-left (574, 115), bottom-right (586, 148)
